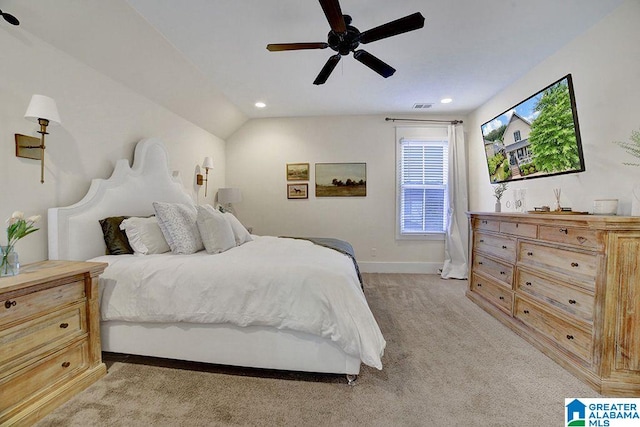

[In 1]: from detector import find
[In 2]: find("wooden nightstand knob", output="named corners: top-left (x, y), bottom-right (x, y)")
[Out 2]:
top-left (61, 361), bottom-right (71, 368)
top-left (60, 323), bottom-right (69, 329)
top-left (4, 300), bottom-right (16, 309)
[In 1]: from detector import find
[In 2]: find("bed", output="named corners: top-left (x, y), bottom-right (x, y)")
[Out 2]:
top-left (48, 138), bottom-right (385, 382)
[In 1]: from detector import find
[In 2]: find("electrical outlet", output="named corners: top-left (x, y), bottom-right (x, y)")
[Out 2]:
top-left (371, 248), bottom-right (377, 257)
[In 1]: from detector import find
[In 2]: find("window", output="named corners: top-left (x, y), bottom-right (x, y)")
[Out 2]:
top-left (513, 130), bottom-right (521, 142)
top-left (397, 137), bottom-right (449, 238)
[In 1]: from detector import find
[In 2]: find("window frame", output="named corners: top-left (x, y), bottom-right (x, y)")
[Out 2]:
top-left (395, 132), bottom-right (449, 241)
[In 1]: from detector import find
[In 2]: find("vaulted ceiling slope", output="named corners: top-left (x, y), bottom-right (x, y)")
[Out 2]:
top-left (5, 1), bottom-right (623, 138)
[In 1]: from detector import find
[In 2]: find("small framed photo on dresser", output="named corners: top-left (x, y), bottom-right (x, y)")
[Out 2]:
top-left (287, 183), bottom-right (308, 199)
top-left (286, 163), bottom-right (310, 181)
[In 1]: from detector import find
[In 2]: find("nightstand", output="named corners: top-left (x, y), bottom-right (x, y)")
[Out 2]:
top-left (0, 260), bottom-right (108, 425)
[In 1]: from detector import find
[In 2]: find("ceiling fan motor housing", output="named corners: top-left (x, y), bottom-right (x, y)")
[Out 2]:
top-left (327, 15), bottom-right (360, 55)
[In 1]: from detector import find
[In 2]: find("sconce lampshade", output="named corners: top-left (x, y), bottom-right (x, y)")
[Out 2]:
top-left (24, 94), bottom-right (61, 125)
top-left (218, 188), bottom-right (242, 205)
top-left (202, 157), bottom-right (214, 170)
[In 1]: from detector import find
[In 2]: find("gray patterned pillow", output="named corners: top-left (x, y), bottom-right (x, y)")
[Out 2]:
top-left (153, 202), bottom-right (204, 254)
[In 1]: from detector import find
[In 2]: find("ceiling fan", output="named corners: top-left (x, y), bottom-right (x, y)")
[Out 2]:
top-left (0, 9), bottom-right (19, 26)
top-left (266, 0), bottom-right (425, 85)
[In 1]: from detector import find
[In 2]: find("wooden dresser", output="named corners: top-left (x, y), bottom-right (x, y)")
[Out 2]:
top-left (467, 212), bottom-right (640, 396)
top-left (0, 260), bottom-right (107, 426)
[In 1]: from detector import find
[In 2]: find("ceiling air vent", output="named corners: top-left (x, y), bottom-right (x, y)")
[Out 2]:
top-left (413, 103), bottom-right (433, 109)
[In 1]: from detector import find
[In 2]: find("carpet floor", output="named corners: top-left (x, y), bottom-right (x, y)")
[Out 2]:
top-left (35, 273), bottom-right (600, 426)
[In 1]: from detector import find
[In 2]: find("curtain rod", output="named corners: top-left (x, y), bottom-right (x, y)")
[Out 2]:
top-left (385, 117), bottom-right (463, 125)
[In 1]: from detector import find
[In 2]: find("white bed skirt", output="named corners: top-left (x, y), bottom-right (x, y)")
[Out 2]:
top-left (101, 321), bottom-right (361, 375)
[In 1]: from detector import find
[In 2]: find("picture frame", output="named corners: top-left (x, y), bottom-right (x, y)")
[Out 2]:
top-left (287, 183), bottom-right (308, 199)
top-left (315, 163), bottom-right (367, 197)
top-left (286, 163), bottom-right (310, 181)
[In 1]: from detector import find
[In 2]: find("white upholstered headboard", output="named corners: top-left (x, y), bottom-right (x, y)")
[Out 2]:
top-left (48, 138), bottom-right (194, 261)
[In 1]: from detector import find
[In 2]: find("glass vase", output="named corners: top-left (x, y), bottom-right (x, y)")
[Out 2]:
top-left (0, 246), bottom-right (19, 277)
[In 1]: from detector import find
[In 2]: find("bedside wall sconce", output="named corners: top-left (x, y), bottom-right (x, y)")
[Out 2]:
top-left (196, 156), bottom-right (214, 197)
top-left (15, 94), bottom-right (61, 183)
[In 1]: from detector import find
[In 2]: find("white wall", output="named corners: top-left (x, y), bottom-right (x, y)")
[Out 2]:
top-left (0, 26), bottom-right (224, 265)
top-left (226, 114), bottom-right (466, 273)
top-left (467, 0), bottom-right (640, 213)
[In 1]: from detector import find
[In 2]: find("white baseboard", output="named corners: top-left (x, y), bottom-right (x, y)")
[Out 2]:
top-left (358, 262), bottom-right (442, 274)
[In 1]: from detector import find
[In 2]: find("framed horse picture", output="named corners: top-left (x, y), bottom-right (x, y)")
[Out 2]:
top-left (287, 183), bottom-right (308, 199)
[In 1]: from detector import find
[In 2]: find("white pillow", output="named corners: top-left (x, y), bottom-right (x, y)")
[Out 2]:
top-left (153, 202), bottom-right (204, 254)
top-left (196, 205), bottom-right (236, 254)
top-left (119, 216), bottom-right (170, 255)
top-left (224, 212), bottom-right (253, 246)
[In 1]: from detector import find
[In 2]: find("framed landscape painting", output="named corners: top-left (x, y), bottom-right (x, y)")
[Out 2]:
top-left (286, 163), bottom-right (310, 181)
top-left (315, 163), bottom-right (366, 197)
top-left (287, 183), bottom-right (308, 199)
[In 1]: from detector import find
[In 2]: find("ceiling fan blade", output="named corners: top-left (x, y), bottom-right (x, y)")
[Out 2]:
top-left (0, 10), bottom-right (20, 25)
top-left (319, 0), bottom-right (346, 33)
top-left (353, 50), bottom-right (396, 78)
top-left (313, 54), bottom-right (341, 85)
top-left (359, 12), bottom-right (425, 44)
top-left (267, 43), bottom-right (329, 52)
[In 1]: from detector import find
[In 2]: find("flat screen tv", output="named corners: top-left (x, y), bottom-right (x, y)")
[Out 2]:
top-left (481, 74), bottom-right (585, 183)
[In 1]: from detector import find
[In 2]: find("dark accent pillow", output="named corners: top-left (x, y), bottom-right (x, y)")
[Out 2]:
top-left (99, 216), bottom-right (133, 255)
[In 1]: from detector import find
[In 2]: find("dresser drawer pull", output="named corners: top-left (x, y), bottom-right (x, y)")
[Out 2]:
top-left (525, 281), bottom-right (532, 286)
top-left (482, 220), bottom-right (488, 224)
top-left (571, 262), bottom-right (579, 267)
top-left (523, 310), bottom-right (530, 314)
top-left (479, 239), bottom-right (484, 243)
top-left (566, 335), bottom-right (574, 340)
top-left (577, 236), bottom-right (587, 244)
top-left (502, 245), bottom-right (507, 249)
top-left (61, 361), bottom-right (71, 368)
top-left (476, 283), bottom-right (482, 287)
top-left (499, 296), bottom-right (505, 300)
top-left (568, 299), bottom-right (577, 305)
top-left (60, 322), bottom-right (69, 329)
top-left (559, 228), bottom-right (568, 234)
top-left (478, 261), bottom-right (484, 265)
top-left (500, 271), bottom-right (506, 275)
top-left (4, 300), bottom-right (17, 309)
top-left (527, 251), bottom-right (533, 256)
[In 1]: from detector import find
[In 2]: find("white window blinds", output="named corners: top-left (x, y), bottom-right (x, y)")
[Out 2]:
top-left (398, 138), bottom-right (449, 235)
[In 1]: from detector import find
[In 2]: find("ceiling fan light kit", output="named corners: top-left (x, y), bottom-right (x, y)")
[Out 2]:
top-left (267, 0), bottom-right (424, 85)
top-left (0, 8), bottom-right (20, 25)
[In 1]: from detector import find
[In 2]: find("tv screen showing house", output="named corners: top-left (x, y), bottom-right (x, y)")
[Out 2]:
top-left (480, 74), bottom-right (585, 183)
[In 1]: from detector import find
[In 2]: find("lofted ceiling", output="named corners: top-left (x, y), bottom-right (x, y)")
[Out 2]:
top-left (3, 0), bottom-right (623, 137)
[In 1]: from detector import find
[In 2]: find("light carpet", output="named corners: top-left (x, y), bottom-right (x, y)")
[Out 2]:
top-left (35, 273), bottom-right (600, 426)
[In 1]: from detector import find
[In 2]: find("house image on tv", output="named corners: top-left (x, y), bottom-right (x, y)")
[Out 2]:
top-left (502, 112), bottom-right (533, 178)
top-left (566, 399), bottom-right (586, 425)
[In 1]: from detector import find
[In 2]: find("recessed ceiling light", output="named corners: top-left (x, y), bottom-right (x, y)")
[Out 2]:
top-left (440, 98), bottom-right (453, 104)
top-left (255, 102), bottom-right (266, 108)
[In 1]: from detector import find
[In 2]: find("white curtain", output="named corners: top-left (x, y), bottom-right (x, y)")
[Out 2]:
top-left (441, 124), bottom-right (469, 279)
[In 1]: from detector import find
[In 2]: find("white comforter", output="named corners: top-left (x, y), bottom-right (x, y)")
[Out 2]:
top-left (90, 236), bottom-right (386, 369)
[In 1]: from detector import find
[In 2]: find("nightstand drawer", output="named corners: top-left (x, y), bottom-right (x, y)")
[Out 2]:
top-left (473, 253), bottom-right (513, 285)
top-left (518, 242), bottom-right (598, 286)
top-left (470, 273), bottom-right (513, 313)
top-left (538, 225), bottom-right (600, 250)
top-left (0, 280), bottom-right (85, 327)
top-left (500, 221), bottom-right (537, 238)
top-left (515, 297), bottom-right (592, 363)
top-left (0, 303), bottom-right (86, 373)
top-left (516, 270), bottom-right (594, 323)
top-left (474, 232), bottom-right (516, 263)
top-left (0, 341), bottom-right (88, 414)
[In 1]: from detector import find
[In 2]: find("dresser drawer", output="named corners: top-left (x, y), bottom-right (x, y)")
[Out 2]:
top-left (518, 242), bottom-right (598, 285)
top-left (516, 270), bottom-right (594, 323)
top-left (499, 221), bottom-right (537, 238)
top-left (0, 341), bottom-right (88, 414)
top-left (0, 280), bottom-right (85, 327)
top-left (538, 225), bottom-right (600, 250)
top-left (474, 232), bottom-right (516, 263)
top-left (473, 252), bottom-right (513, 285)
top-left (0, 303), bottom-right (86, 373)
top-left (515, 297), bottom-right (592, 363)
top-left (470, 273), bottom-right (513, 313)
top-left (474, 218), bottom-right (500, 232)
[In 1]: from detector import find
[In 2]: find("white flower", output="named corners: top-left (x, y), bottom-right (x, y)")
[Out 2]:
top-left (27, 215), bottom-right (41, 223)
top-left (11, 211), bottom-right (24, 219)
